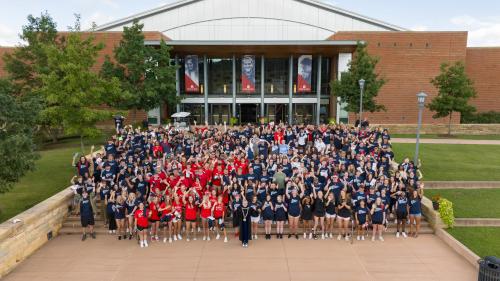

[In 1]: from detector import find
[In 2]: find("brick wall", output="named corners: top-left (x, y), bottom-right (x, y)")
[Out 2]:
top-left (329, 31), bottom-right (468, 124)
top-left (465, 47), bottom-right (500, 113)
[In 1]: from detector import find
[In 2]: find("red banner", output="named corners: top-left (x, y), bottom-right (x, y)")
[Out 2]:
top-left (184, 55), bottom-right (199, 92)
top-left (241, 55), bottom-right (255, 93)
top-left (297, 55), bottom-right (312, 93)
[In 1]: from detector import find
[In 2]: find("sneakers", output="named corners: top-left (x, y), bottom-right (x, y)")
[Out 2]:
top-left (216, 234), bottom-right (220, 240)
top-left (396, 232), bottom-right (400, 238)
top-left (379, 236), bottom-right (384, 242)
top-left (140, 241), bottom-right (144, 248)
top-left (357, 235), bottom-right (360, 241)
top-left (345, 235), bottom-right (349, 241)
top-left (82, 234), bottom-right (87, 241)
top-left (321, 233), bottom-right (325, 240)
top-left (371, 236), bottom-right (375, 242)
top-left (254, 234), bottom-right (258, 240)
top-left (91, 232), bottom-right (96, 239)
top-left (187, 238), bottom-right (190, 242)
top-left (173, 235), bottom-right (177, 241)
top-left (295, 234), bottom-right (299, 240)
top-left (224, 237), bottom-right (228, 243)
top-left (177, 234), bottom-right (182, 240)
top-left (193, 237), bottom-right (197, 241)
top-left (361, 236), bottom-right (365, 241)
top-left (144, 240), bottom-right (149, 247)
top-left (198, 227), bottom-right (201, 232)
top-left (337, 234), bottom-right (342, 240)
top-left (329, 233), bottom-right (333, 239)
top-left (169, 237), bottom-right (172, 243)
top-left (207, 236), bottom-right (211, 241)
top-left (303, 233), bottom-right (307, 239)
top-left (309, 233), bottom-right (313, 240)
top-left (402, 232), bottom-right (408, 238)
top-left (128, 234), bottom-right (132, 240)
top-left (288, 234), bottom-right (292, 239)
top-left (203, 236), bottom-right (206, 241)
top-left (163, 238), bottom-right (167, 243)
top-left (118, 235), bottom-right (122, 240)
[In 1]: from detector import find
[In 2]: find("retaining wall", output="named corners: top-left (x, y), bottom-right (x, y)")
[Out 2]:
top-left (0, 189), bottom-right (73, 278)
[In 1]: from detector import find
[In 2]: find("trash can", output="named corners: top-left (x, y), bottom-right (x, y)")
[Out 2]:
top-left (478, 256), bottom-right (500, 281)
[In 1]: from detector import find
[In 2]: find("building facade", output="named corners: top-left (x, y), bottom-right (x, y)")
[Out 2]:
top-left (2, 0), bottom-right (500, 125)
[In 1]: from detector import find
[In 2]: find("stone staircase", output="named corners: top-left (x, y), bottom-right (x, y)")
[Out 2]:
top-left (59, 200), bottom-right (434, 236)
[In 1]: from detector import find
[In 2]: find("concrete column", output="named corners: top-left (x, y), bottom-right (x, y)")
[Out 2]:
top-left (232, 55), bottom-right (236, 118)
top-left (261, 56), bottom-right (265, 117)
top-left (204, 55), bottom-right (209, 124)
top-left (288, 55), bottom-right (293, 125)
top-left (316, 55), bottom-right (322, 125)
top-left (175, 55), bottom-right (180, 113)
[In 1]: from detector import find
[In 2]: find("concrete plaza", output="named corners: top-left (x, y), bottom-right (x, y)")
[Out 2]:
top-left (4, 234), bottom-right (476, 281)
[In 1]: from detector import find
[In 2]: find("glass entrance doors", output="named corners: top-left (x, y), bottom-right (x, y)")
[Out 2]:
top-left (239, 104), bottom-right (258, 124)
top-left (210, 104), bottom-right (231, 125)
top-left (293, 104), bottom-right (314, 125)
top-left (266, 104), bottom-right (288, 124)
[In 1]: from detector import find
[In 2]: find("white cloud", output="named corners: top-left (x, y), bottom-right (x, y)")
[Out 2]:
top-left (0, 23), bottom-right (19, 46)
top-left (411, 25), bottom-right (429, 31)
top-left (450, 15), bottom-right (500, 47)
top-left (102, 0), bottom-right (119, 9)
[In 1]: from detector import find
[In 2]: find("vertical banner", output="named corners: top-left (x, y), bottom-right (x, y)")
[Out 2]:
top-left (184, 55), bottom-right (199, 92)
top-left (241, 55), bottom-right (256, 93)
top-left (297, 55), bottom-right (312, 93)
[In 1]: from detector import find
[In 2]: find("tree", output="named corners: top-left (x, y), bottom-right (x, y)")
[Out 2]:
top-left (331, 42), bottom-right (386, 120)
top-left (40, 18), bottom-right (121, 152)
top-left (428, 61), bottom-right (476, 135)
top-left (100, 20), bottom-right (177, 121)
top-left (0, 79), bottom-right (40, 193)
top-left (2, 12), bottom-right (62, 142)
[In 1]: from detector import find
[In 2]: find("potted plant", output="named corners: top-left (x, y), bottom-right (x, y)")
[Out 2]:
top-left (431, 195), bottom-right (441, 210)
top-left (229, 116), bottom-right (238, 126)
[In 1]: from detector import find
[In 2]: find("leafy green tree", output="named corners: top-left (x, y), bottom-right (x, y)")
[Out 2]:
top-left (428, 61), bottom-right (476, 135)
top-left (0, 79), bottom-right (40, 193)
top-left (40, 18), bottom-right (121, 152)
top-left (331, 42), bottom-right (386, 121)
top-left (100, 20), bottom-right (177, 121)
top-left (2, 12), bottom-right (61, 142)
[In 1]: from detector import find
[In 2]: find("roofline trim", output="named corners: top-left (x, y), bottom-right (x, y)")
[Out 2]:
top-left (144, 40), bottom-right (361, 46)
top-left (95, 0), bottom-right (406, 32)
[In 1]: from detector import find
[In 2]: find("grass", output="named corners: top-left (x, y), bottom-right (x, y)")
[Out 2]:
top-left (392, 143), bottom-right (500, 181)
top-left (0, 136), bottom-right (105, 223)
top-left (447, 227), bottom-right (500, 258)
top-left (391, 134), bottom-right (500, 140)
top-left (424, 189), bottom-right (500, 218)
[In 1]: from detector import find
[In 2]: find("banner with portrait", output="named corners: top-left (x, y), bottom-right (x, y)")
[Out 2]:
top-left (241, 55), bottom-right (255, 93)
top-left (184, 55), bottom-right (199, 92)
top-left (297, 55), bottom-right (312, 93)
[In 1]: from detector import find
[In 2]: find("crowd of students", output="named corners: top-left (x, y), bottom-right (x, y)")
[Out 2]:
top-left (70, 121), bottom-right (424, 248)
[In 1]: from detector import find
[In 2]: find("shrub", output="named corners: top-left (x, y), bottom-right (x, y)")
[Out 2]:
top-left (461, 111), bottom-right (500, 124)
top-left (438, 198), bottom-right (455, 228)
top-left (229, 117), bottom-right (238, 126)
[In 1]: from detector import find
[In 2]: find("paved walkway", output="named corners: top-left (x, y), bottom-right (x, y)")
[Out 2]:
top-left (391, 138), bottom-right (500, 145)
top-left (4, 235), bottom-right (476, 281)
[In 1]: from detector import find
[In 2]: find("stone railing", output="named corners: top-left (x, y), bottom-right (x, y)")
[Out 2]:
top-left (0, 186), bottom-right (73, 278)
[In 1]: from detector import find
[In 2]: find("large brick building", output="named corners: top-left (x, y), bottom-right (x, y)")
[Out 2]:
top-left (1, 0), bottom-right (499, 125)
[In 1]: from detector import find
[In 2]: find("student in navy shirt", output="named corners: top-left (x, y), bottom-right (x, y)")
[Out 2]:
top-left (80, 191), bottom-right (96, 241)
top-left (286, 185), bottom-right (302, 239)
top-left (355, 199), bottom-right (370, 241)
top-left (370, 197), bottom-right (385, 242)
top-left (395, 191), bottom-right (409, 238)
top-left (409, 186), bottom-right (424, 238)
top-left (261, 195), bottom-right (274, 240)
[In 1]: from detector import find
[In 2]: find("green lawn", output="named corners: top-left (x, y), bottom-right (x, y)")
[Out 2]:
top-left (424, 189), bottom-right (500, 218)
top-left (0, 137), bottom-right (105, 223)
top-left (448, 227), bottom-right (500, 258)
top-left (392, 134), bottom-right (500, 140)
top-left (392, 143), bottom-right (500, 181)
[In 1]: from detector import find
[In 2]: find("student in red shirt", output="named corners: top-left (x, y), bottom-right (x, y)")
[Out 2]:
top-left (159, 195), bottom-right (173, 243)
top-left (171, 195), bottom-right (184, 241)
top-left (148, 196), bottom-right (160, 241)
top-left (183, 194), bottom-right (198, 242)
top-left (212, 195), bottom-right (228, 243)
top-left (199, 194), bottom-right (212, 241)
top-left (134, 202), bottom-right (151, 248)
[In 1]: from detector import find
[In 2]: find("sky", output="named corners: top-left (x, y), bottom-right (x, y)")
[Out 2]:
top-left (0, 0), bottom-right (499, 47)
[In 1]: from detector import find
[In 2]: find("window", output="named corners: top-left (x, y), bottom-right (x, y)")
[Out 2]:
top-left (264, 58), bottom-right (289, 95)
top-left (207, 58), bottom-right (232, 96)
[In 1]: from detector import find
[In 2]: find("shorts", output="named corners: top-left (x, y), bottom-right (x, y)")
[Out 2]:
top-left (148, 218), bottom-right (159, 223)
top-left (160, 214), bottom-right (172, 223)
top-left (251, 216), bottom-right (260, 223)
top-left (314, 212), bottom-right (325, 218)
top-left (326, 213), bottom-right (336, 219)
top-left (288, 214), bottom-right (300, 219)
top-left (338, 216), bottom-right (350, 221)
top-left (263, 214), bottom-right (274, 221)
top-left (137, 225), bottom-right (147, 231)
top-left (410, 213), bottom-right (422, 217)
top-left (185, 218), bottom-right (196, 222)
top-left (81, 215), bottom-right (94, 227)
top-left (217, 218), bottom-right (225, 230)
top-left (373, 219), bottom-right (383, 225)
top-left (396, 210), bottom-right (408, 220)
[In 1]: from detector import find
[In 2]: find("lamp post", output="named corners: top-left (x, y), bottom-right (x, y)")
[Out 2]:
top-left (414, 91), bottom-right (428, 165)
top-left (358, 79), bottom-right (365, 127)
